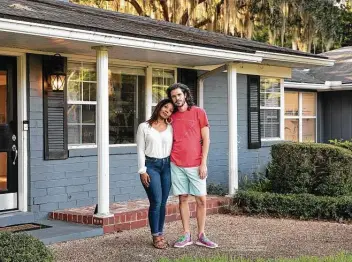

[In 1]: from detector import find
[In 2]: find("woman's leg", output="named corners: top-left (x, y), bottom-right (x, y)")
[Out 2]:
top-left (158, 160), bottom-right (172, 235)
top-left (142, 164), bottom-right (162, 236)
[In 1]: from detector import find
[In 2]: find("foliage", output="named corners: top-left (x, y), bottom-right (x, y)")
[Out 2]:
top-left (329, 139), bottom-right (352, 152)
top-left (267, 142), bottom-right (352, 197)
top-left (0, 232), bottom-right (53, 262)
top-left (207, 183), bottom-right (227, 196)
top-left (70, 0), bottom-right (351, 53)
top-left (239, 172), bottom-right (271, 192)
top-left (234, 190), bottom-right (352, 222)
top-left (159, 252), bottom-right (352, 262)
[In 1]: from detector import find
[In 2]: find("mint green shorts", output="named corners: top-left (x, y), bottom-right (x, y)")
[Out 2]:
top-left (171, 162), bottom-right (207, 196)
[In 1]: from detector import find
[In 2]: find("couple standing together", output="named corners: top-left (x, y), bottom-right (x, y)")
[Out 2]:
top-left (137, 83), bottom-right (218, 249)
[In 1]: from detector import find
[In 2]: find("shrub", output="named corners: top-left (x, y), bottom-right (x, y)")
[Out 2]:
top-left (267, 142), bottom-right (352, 196)
top-left (233, 190), bottom-right (352, 221)
top-left (0, 232), bottom-right (53, 262)
top-left (329, 139), bottom-right (352, 152)
top-left (239, 172), bottom-right (271, 192)
top-left (207, 183), bottom-right (227, 196)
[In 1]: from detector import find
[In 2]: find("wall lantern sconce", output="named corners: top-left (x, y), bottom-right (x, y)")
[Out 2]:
top-left (48, 54), bottom-right (66, 92)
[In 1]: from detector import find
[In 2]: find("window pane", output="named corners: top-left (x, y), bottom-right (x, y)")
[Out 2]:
top-left (83, 82), bottom-right (96, 101)
top-left (260, 92), bottom-right (281, 107)
top-left (68, 105), bottom-right (81, 124)
top-left (82, 105), bottom-right (96, 124)
top-left (81, 64), bottom-right (96, 81)
top-left (68, 81), bottom-right (81, 101)
top-left (67, 63), bottom-right (80, 82)
top-left (285, 119), bottom-right (299, 142)
top-left (68, 125), bottom-right (80, 144)
top-left (260, 109), bottom-right (280, 138)
top-left (152, 69), bottom-right (174, 103)
top-left (302, 92), bottom-right (316, 116)
top-left (109, 73), bottom-right (137, 144)
top-left (285, 92), bottom-right (298, 116)
top-left (302, 119), bottom-right (316, 142)
top-left (82, 125), bottom-right (96, 144)
top-left (0, 152), bottom-right (7, 191)
top-left (260, 78), bottom-right (281, 107)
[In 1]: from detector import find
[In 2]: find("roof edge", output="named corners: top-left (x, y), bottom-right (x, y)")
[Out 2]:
top-left (0, 18), bottom-right (263, 64)
top-left (257, 51), bottom-right (334, 67)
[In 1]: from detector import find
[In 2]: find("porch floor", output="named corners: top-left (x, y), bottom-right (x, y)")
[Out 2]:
top-left (49, 195), bottom-right (231, 234)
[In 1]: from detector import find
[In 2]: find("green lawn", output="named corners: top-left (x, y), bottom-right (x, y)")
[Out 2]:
top-left (159, 252), bottom-right (351, 262)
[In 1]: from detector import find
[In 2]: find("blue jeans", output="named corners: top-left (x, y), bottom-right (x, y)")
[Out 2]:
top-left (142, 156), bottom-right (171, 236)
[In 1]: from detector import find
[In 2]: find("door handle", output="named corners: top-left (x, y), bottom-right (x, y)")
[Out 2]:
top-left (12, 144), bottom-right (18, 165)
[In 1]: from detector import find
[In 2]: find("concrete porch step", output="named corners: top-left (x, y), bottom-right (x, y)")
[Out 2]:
top-left (0, 211), bottom-right (35, 227)
top-left (26, 219), bottom-right (103, 245)
top-left (49, 195), bottom-right (232, 234)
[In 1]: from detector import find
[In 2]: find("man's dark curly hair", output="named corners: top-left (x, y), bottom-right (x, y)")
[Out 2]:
top-left (166, 83), bottom-right (195, 111)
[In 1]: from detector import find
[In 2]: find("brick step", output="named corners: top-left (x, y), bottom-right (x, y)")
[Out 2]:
top-left (48, 196), bottom-right (232, 234)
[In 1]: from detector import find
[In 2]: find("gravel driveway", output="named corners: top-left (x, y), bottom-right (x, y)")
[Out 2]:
top-left (50, 214), bottom-right (352, 262)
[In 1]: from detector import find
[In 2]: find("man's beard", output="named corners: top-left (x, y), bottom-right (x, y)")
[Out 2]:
top-left (175, 99), bottom-right (186, 107)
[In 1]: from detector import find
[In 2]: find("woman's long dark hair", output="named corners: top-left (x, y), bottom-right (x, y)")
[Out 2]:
top-left (146, 98), bottom-right (174, 126)
top-left (166, 83), bottom-right (195, 111)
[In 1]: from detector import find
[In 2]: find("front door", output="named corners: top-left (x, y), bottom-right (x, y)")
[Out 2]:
top-left (0, 56), bottom-right (18, 211)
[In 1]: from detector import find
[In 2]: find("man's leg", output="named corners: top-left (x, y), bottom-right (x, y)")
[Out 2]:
top-left (195, 195), bottom-right (206, 235)
top-left (179, 194), bottom-right (190, 233)
top-left (171, 163), bottom-right (193, 248)
top-left (186, 167), bottom-right (218, 248)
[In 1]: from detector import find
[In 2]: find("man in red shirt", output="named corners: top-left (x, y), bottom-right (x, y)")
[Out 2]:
top-left (166, 83), bottom-right (218, 249)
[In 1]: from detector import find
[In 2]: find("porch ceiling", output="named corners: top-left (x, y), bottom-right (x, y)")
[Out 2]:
top-left (0, 31), bottom-right (232, 67)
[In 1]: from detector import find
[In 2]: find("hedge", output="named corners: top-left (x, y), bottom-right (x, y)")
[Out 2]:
top-left (234, 190), bottom-right (352, 221)
top-left (0, 232), bottom-right (53, 262)
top-left (267, 142), bottom-right (352, 196)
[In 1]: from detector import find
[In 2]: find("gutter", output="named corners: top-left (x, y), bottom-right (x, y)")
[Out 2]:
top-left (257, 51), bottom-right (334, 67)
top-left (0, 18), bottom-right (263, 64)
top-left (285, 81), bottom-right (352, 91)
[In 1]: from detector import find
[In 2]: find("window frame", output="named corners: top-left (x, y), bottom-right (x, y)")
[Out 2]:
top-left (149, 67), bottom-right (177, 115)
top-left (67, 61), bottom-right (97, 147)
top-left (66, 60), bottom-right (177, 149)
top-left (284, 90), bottom-right (317, 142)
top-left (260, 78), bottom-right (285, 141)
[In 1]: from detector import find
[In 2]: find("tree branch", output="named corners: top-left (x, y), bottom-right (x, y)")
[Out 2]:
top-left (125, 0), bottom-right (144, 15)
top-left (194, 18), bottom-right (211, 28)
top-left (159, 0), bottom-right (169, 21)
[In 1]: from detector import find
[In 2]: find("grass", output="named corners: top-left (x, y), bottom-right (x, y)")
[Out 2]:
top-left (159, 252), bottom-right (352, 262)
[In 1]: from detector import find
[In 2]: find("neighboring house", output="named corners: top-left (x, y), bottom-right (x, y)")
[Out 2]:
top-left (0, 0), bottom-right (333, 221)
top-left (284, 46), bottom-right (352, 143)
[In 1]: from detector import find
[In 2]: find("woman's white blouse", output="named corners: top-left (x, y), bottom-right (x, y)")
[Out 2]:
top-left (136, 122), bottom-right (173, 174)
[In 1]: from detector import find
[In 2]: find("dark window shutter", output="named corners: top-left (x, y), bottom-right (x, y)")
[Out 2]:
top-left (247, 75), bottom-right (261, 149)
top-left (177, 68), bottom-right (198, 105)
top-left (43, 56), bottom-right (68, 160)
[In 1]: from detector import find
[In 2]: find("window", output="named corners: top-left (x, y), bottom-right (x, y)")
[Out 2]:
top-left (67, 62), bottom-right (97, 145)
top-left (260, 78), bottom-right (282, 139)
top-left (67, 62), bottom-right (145, 146)
top-left (284, 91), bottom-right (317, 142)
top-left (152, 68), bottom-right (175, 111)
top-left (108, 68), bottom-right (145, 144)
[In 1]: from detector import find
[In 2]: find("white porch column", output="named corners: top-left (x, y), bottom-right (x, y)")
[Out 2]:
top-left (93, 46), bottom-right (110, 216)
top-left (227, 63), bottom-right (238, 195)
top-left (145, 66), bottom-right (153, 119)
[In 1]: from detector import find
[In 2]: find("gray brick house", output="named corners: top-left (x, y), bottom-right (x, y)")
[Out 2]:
top-left (0, 0), bottom-right (333, 221)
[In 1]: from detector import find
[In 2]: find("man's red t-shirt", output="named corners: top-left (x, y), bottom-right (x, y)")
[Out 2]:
top-left (171, 106), bottom-right (209, 167)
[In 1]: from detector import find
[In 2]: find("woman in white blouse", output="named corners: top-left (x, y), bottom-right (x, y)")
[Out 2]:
top-left (137, 98), bottom-right (174, 249)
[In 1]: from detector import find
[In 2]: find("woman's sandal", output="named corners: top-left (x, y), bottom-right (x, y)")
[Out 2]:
top-left (153, 236), bottom-right (167, 249)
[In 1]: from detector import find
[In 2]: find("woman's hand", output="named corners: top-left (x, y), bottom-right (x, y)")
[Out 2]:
top-left (140, 173), bottom-right (151, 187)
